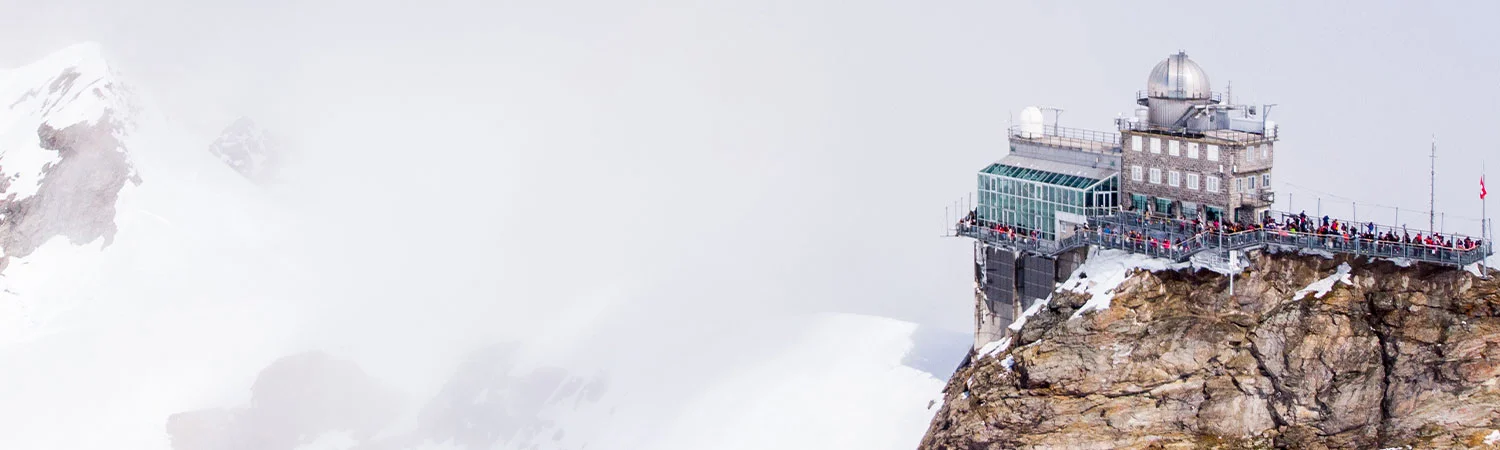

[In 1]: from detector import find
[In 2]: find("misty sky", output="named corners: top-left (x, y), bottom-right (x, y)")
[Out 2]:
top-left (3, 0), bottom-right (1497, 335)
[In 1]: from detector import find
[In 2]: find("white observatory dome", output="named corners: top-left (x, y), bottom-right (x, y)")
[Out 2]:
top-left (1018, 106), bottom-right (1045, 137)
top-left (1146, 51), bottom-right (1212, 100)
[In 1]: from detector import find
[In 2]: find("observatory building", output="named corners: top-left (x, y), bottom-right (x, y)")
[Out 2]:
top-left (1118, 51), bottom-right (1278, 224)
top-left (975, 51), bottom-right (1278, 248)
top-left (958, 51), bottom-right (1489, 349)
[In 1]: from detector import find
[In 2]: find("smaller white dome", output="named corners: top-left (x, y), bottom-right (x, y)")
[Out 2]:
top-left (1019, 106), bottom-right (1044, 137)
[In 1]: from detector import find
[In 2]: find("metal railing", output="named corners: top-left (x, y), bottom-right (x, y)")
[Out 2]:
top-left (1115, 120), bottom-right (1276, 145)
top-left (1135, 90), bottom-right (1222, 103)
top-left (1008, 125), bottom-right (1121, 146)
top-left (954, 210), bottom-right (1493, 267)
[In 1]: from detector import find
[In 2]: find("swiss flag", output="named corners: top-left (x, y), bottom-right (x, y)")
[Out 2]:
top-left (1484, 175), bottom-right (1489, 200)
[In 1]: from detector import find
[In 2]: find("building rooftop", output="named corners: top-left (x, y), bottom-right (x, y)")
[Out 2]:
top-left (1119, 121), bottom-right (1276, 145)
top-left (982, 154), bottom-right (1118, 190)
top-left (1009, 125), bottom-right (1122, 154)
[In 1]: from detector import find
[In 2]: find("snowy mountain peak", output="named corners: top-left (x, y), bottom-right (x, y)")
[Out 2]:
top-left (1, 41), bottom-right (133, 132)
top-left (0, 42), bottom-right (139, 260)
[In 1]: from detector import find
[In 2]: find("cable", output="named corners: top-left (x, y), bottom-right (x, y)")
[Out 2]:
top-left (1279, 181), bottom-right (1486, 224)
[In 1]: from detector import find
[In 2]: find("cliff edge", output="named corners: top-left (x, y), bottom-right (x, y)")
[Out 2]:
top-left (920, 250), bottom-right (1500, 449)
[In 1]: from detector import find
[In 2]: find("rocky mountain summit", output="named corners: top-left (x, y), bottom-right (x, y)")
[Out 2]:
top-left (920, 251), bottom-right (1500, 449)
top-left (0, 43), bottom-right (140, 265)
top-left (207, 117), bottom-right (279, 183)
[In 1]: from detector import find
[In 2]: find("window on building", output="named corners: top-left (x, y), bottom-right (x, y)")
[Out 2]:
top-left (1248, 175), bottom-right (1257, 189)
top-left (1236, 177), bottom-right (1244, 192)
top-left (1150, 138), bottom-right (1161, 154)
top-left (1131, 165), bottom-right (1143, 182)
top-left (1149, 168), bottom-right (1162, 184)
top-left (1186, 173), bottom-right (1200, 190)
top-left (1262, 173), bottom-right (1271, 188)
top-left (1168, 170), bottom-right (1181, 187)
top-left (1207, 145), bottom-right (1220, 161)
top-left (1246, 145), bottom-right (1257, 162)
top-left (1131, 135), bottom-right (1142, 151)
top-left (1168, 140), bottom-right (1180, 157)
top-left (1207, 176), bottom-right (1220, 193)
top-left (1262, 146), bottom-right (1270, 160)
top-left (1187, 142), bottom-right (1199, 159)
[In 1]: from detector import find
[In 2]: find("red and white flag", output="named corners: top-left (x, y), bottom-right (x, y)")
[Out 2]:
top-left (1483, 175), bottom-right (1489, 200)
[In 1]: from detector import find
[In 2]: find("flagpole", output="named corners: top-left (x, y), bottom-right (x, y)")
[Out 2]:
top-left (1483, 163), bottom-right (1488, 278)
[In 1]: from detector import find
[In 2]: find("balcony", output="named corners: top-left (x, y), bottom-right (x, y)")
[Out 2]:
top-left (1135, 90), bottom-right (1223, 105)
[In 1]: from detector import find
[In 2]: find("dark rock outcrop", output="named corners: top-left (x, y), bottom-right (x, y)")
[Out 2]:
top-left (919, 252), bottom-right (1500, 449)
top-left (0, 116), bottom-right (139, 260)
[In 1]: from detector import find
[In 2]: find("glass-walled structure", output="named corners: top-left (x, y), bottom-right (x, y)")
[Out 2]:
top-left (975, 156), bottom-right (1120, 241)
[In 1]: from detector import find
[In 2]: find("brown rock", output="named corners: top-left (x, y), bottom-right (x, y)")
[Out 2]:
top-left (920, 251), bottom-right (1500, 450)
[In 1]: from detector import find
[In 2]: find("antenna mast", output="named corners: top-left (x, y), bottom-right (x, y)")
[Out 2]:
top-left (1430, 135), bottom-right (1437, 233)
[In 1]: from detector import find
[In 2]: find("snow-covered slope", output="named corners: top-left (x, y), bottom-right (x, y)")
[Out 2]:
top-left (0, 41), bottom-right (141, 342)
top-left (0, 43), bottom-right (962, 450)
top-left (649, 313), bottom-right (951, 450)
top-left (168, 312), bottom-right (957, 450)
top-left (0, 42), bottom-right (134, 203)
top-left (0, 43), bottom-right (305, 450)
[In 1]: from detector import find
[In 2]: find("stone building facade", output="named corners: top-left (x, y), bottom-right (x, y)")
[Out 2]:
top-left (1119, 130), bottom-right (1275, 223)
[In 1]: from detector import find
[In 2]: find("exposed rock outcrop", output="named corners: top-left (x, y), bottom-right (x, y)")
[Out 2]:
top-left (920, 252), bottom-right (1500, 449)
top-left (0, 117), bottom-right (139, 260)
top-left (0, 43), bottom-right (140, 266)
top-left (207, 118), bottom-right (280, 183)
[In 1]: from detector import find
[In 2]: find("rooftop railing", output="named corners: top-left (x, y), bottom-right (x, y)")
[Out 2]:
top-left (1116, 119), bottom-right (1276, 144)
top-left (1008, 125), bottom-right (1121, 146)
top-left (1136, 90), bottom-right (1223, 103)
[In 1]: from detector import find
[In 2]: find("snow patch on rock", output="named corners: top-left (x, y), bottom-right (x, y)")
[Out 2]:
top-left (1293, 262), bottom-right (1352, 300)
top-left (1008, 298), bottom-right (1047, 332)
top-left (978, 337), bottom-right (1010, 357)
top-left (1061, 248), bottom-right (1187, 319)
top-left (1466, 262), bottom-right (1488, 278)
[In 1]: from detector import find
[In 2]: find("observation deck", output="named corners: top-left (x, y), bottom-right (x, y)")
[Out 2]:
top-left (955, 211), bottom-right (1493, 267)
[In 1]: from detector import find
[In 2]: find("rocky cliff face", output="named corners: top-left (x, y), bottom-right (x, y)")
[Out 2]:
top-left (920, 251), bottom-right (1500, 449)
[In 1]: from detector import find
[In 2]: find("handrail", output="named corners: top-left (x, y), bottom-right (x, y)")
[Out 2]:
top-left (1008, 125), bottom-right (1121, 146)
top-left (1116, 120), bottom-right (1275, 144)
top-left (1136, 90), bottom-right (1223, 103)
top-left (955, 211), bottom-right (1492, 267)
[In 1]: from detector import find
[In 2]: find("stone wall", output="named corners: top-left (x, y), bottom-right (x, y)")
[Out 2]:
top-left (1120, 130), bottom-right (1276, 220)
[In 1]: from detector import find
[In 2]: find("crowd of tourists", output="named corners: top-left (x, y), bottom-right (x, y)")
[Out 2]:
top-left (957, 209), bottom-right (1487, 261)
